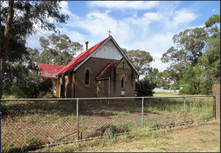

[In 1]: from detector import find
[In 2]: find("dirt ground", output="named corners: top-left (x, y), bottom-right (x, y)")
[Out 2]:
top-left (50, 119), bottom-right (220, 152)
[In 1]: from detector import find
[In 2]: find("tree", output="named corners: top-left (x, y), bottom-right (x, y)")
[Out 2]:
top-left (205, 14), bottom-right (220, 35)
top-left (199, 15), bottom-right (220, 83)
top-left (144, 67), bottom-right (158, 86)
top-left (0, 1), bottom-right (69, 98)
top-left (161, 27), bottom-right (209, 67)
top-left (39, 33), bottom-right (83, 65)
top-left (126, 49), bottom-right (153, 76)
top-left (198, 35), bottom-right (220, 83)
top-left (155, 70), bottom-right (174, 88)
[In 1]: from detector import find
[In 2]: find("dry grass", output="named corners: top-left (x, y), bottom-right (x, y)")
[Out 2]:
top-left (1, 93), bottom-right (215, 152)
top-left (33, 119), bottom-right (220, 152)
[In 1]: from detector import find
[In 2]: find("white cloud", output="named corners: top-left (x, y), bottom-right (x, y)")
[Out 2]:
top-left (59, 1), bottom-right (78, 18)
top-left (212, 9), bottom-right (216, 12)
top-left (173, 9), bottom-right (197, 25)
top-left (88, 1), bottom-right (159, 10)
top-left (25, 1), bottom-right (201, 72)
top-left (153, 54), bottom-right (162, 59)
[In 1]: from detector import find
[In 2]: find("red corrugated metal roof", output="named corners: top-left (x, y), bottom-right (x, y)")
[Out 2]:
top-left (96, 62), bottom-right (117, 79)
top-left (56, 37), bottom-right (109, 76)
top-left (39, 64), bottom-right (65, 78)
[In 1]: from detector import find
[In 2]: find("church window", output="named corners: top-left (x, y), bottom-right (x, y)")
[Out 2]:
top-left (121, 77), bottom-right (125, 89)
top-left (85, 69), bottom-right (90, 85)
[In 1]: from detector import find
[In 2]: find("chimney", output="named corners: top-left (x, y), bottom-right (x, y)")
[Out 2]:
top-left (85, 41), bottom-right (89, 51)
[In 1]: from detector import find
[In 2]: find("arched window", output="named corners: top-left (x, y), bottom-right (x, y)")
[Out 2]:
top-left (85, 69), bottom-right (90, 85)
top-left (121, 77), bottom-right (125, 89)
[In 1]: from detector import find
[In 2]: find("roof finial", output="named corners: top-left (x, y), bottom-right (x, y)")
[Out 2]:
top-left (107, 29), bottom-right (112, 36)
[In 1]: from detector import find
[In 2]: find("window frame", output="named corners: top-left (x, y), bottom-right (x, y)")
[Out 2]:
top-left (121, 77), bottom-right (125, 89)
top-left (85, 69), bottom-right (90, 85)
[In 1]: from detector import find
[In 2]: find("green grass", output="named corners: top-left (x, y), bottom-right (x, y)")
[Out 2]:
top-left (197, 130), bottom-right (215, 135)
top-left (212, 128), bottom-right (220, 131)
top-left (200, 138), bottom-right (208, 143)
top-left (148, 116), bottom-right (158, 121)
top-left (29, 114), bottom-right (42, 122)
top-left (25, 137), bottom-right (40, 144)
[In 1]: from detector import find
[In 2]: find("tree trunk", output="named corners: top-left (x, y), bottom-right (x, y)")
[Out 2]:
top-left (0, 0), bottom-right (14, 100)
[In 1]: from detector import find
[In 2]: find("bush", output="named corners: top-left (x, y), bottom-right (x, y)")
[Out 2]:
top-left (179, 84), bottom-right (196, 95)
top-left (136, 79), bottom-right (155, 96)
top-left (199, 77), bottom-right (213, 95)
top-left (12, 78), bottom-right (53, 98)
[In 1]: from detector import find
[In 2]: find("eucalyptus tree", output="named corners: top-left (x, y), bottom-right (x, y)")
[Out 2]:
top-left (161, 27), bottom-right (209, 67)
top-left (0, 0), bottom-right (69, 98)
top-left (126, 49), bottom-right (154, 76)
top-left (39, 33), bottom-right (83, 65)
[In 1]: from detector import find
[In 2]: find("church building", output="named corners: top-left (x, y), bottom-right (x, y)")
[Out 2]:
top-left (39, 36), bottom-right (139, 98)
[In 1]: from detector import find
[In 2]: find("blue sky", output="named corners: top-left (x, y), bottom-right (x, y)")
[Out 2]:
top-left (26, 1), bottom-right (220, 72)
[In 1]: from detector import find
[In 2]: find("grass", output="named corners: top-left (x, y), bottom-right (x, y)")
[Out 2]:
top-left (31, 117), bottom-right (220, 152)
top-left (197, 130), bottom-right (215, 135)
top-left (1, 92), bottom-right (215, 152)
top-left (25, 137), bottom-right (40, 145)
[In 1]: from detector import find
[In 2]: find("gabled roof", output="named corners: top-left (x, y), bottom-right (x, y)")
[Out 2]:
top-left (39, 64), bottom-right (65, 78)
top-left (56, 36), bottom-right (139, 76)
top-left (56, 37), bottom-right (109, 76)
top-left (96, 62), bottom-right (117, 80)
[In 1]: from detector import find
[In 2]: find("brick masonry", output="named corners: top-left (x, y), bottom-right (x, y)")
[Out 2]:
top-left (213, 84), bottom-right (220, 118)
top-left (56, 57), bottom-right (136, 98)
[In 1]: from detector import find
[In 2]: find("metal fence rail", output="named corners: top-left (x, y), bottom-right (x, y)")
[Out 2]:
top-left (1, 95), bottom-right (216, 152)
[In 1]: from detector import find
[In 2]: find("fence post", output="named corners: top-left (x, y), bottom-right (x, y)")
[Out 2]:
top-left (184, 96), bottom-right (186, 124)
top-left (142, 97), bottom-right (144, 128)
top-left (76, 98), bottom-right (79, 140)
top-left (213, 95), bottom-right (216, 120)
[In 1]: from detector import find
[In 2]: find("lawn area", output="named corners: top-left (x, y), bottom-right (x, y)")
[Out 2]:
top-left (1, 93), bottom-right (215, 152)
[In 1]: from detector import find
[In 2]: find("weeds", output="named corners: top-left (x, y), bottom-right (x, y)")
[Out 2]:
top-left (197, 130), bottom-right (215, 135)
top-left (148, 116), bottom-right (158, 121)
top-left (25, 137), bottom-right (40, 145)
top-left (200, 138), bottom-right (208, 143)
top-left (29, 114), bottom-right (42, 122)
top-left (212, 128), bottom-right (220, 131)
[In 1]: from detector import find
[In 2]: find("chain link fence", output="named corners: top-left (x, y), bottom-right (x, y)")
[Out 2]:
top-left (1, 95), bottom-right (216, 152)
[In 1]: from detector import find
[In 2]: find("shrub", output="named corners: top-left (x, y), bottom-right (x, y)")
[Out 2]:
top-left (199, 77), bottom-right (213, 95)
top-left (136, 79), bottom-right (155, 96)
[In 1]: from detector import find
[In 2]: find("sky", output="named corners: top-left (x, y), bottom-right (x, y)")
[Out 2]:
top-left (25, 1), bottom-right (220, 72)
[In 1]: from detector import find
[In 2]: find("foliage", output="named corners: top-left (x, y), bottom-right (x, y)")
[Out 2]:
top-left (198, 35), bottom-right (220, 83)
top-left (161, 14), bottom-right (220, 94)
top-left (39, 33), bottom-right (83, 65)
top-left (0, 0), bottom-right (69, 98)
top-left (205, 14), bottom-right (220, 35)
top-left (199, 76), bottom-right (213, 95)
top-left (12, 76), bottom-right (53, 98)
top-left (123, 49), bottom-right (153, 76)
top-left (136, 78), bottom-right (155, 96)
top-left (161, 27), bottom-right (209, 67)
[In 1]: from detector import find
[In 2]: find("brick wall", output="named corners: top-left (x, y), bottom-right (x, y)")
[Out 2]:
top-left (110, 58), bottom-right (135, 97)
top-left (56, 57), bottom-right (136, 98)
top-left (213, 84), bottom-right (220, 118)
top-left (75, 57), bottom-right (119, 98)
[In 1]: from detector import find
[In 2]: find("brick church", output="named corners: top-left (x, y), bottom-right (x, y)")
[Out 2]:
top-left (39, 36), bottom-right (139, 98)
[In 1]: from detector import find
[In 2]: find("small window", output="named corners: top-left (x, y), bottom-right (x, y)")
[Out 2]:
top-left (85, 69), bottom-right (90, 85)
top-left (121, 77), bottom-right (125, 89)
